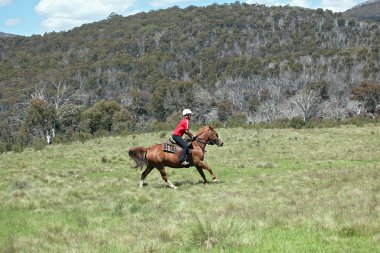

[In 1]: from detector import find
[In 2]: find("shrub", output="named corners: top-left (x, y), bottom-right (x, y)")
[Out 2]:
top-left (290, 116), bottom-right (306, 129)
top-left (11, 142), bottom-right (24, 153)
top-left (227, 113), bottom-right (247, 128)
top-left (183, 213), bottom-right (244, 250)
top-left (80, 100), bottom-right (123, 134)
top-left (272, 118), bottom-right (291, 128)
top-left (32, 140), bottom-right (46, 151)
top-left (207, 119), bottom-right (224, 128)
top-left (0, 141), bottom-right (6, 153)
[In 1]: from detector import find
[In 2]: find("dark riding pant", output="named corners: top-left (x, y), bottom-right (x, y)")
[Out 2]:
top-left (172, 134), bottom-right (189, 162)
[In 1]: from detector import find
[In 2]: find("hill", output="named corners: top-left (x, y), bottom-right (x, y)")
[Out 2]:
top-left (0, 3), bottom-right (379, 149)
top-left (344, 0), bottom-right (380, 23)
top-left (0, 31), bottom-right (17, 38)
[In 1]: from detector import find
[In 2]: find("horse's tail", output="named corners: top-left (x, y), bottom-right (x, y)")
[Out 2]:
top-left (128, 146), bottom-right (148, 169)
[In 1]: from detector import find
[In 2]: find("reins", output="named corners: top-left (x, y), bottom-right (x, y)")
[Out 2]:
top-left (195, 137), bottom-right (208, 153)
top-left (194, 127), bottom-right (218, 153)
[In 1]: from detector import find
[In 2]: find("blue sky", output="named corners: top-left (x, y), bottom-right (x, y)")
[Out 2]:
top-left (0, 0), bottom-right (368, 36)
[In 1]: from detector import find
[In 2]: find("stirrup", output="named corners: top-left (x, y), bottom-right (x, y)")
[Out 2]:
top-left (181, 161), bottom-right (189, 166)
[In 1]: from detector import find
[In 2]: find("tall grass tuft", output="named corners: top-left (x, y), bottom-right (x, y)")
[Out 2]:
top-left (183, 213), bottom-right (244, 250)
top-left (13, 179), bottom-right (30, 190)
top-left (113, 201), bottom-right (125, 216)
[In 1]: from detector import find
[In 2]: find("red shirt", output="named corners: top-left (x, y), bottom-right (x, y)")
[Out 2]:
top-left (173, 117), bottom-right (189, 137)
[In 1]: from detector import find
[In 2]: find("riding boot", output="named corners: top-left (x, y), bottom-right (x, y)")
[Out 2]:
top-left (181, 154), bottom-right (190, 166)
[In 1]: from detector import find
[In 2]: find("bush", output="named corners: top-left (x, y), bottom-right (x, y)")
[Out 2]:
top-left (271, 118), bottom-right (291, 128)
top-left (0, 141), bottom-right (6, 154)
top-left (80, 100), bottom-right (123, 134)
top-left (227, 113), bottom-right (247, 128)
top-left (11, 142), bottom-right (24, 153)
top-left (307, 118), bottom-right (338, 128)
top-left (207, 119), bottom-right (224, 128)
top-left (290, 116), bottom-right (306, 129)
top-left (32, 140), bottom-right (46, 151)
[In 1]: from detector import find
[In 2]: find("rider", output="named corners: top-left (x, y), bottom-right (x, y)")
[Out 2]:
top-left (172, 109), bottom-right (195, 166)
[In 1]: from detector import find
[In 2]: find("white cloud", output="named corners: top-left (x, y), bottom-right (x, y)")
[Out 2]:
top-left (320, 0), bottom-right (358, 12)
top-left (245, 0), bottom-right (288, 6)
top-left (4, 18), bottom-right (21, 26)
top-left (0, 0), bottom-right (11, 7)
top-left (35, 0), bottom-right (137, 32)
top-left (289, 0), bottom-right (310, 8)
top-left (149, 0), bottom-right (192, 8)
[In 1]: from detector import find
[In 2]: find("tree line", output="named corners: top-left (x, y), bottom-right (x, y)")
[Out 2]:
top-left (0, 2), bottom-right (380, 151)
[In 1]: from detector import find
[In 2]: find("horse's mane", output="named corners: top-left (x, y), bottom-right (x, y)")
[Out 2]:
top-left (197, 125), bottom-right (212, 135)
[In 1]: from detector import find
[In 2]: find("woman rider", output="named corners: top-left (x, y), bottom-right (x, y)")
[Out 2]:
top-left (172, 109), bottom-right (195, 166)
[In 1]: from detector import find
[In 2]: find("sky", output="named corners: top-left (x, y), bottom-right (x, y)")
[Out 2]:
top-left (0, 0), bottom-right (368, 36)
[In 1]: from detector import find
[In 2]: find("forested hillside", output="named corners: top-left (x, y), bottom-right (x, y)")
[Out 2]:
top-left (0, 32), bottom-right (16, 38)
top-left (0, 2), bottom-right (380, 150)
top-left (344, 0), bottom-right (380, 23)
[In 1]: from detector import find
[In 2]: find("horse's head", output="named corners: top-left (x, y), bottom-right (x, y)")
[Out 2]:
top-left (205, 126), bottom-right (224, 147)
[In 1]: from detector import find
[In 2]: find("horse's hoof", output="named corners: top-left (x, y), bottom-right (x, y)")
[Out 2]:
top-left (213, 178), bottom-right (218, 182)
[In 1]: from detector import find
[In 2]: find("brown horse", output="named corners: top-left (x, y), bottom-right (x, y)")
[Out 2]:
top-left (128, 125), bottom-right (223, 189)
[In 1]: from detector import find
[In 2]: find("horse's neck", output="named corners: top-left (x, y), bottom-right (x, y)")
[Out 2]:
top-left (196, 129), bottom-right (210, 150)
top-left (197, 128), bottom-right (210, 140)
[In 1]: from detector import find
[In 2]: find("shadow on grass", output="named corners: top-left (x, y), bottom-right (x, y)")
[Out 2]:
top-left (169, 180), bottom-right (224, 188)
top-left (139, 180), bottom-right (224, 189)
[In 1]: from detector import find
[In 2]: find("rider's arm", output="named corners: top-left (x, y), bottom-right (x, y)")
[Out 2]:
top-left (184, 129), bottom-right (194, 139)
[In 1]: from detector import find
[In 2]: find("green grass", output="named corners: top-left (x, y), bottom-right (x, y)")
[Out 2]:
top-left (0, 126), bottom-right (380, 252)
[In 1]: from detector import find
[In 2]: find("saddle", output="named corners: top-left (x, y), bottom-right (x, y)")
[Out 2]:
top-left (162, 137), bottom-right (193, 153)
top-left (162, 142), bottom-right (177, 153)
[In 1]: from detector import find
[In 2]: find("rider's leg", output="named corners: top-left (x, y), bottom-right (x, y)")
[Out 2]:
top-left (172, 135), bottom-right (188, 162)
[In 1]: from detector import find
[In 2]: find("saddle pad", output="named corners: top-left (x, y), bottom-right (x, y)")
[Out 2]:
top-left (162, 143), bottom-right (177, 153)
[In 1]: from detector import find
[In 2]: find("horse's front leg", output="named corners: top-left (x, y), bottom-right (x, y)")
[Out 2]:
top-left (196, 161), bottom-right (218, 182)
top-left (157, 166), bottom-right (177, 189)
top-left (195, 166), bottom-right (208, 184)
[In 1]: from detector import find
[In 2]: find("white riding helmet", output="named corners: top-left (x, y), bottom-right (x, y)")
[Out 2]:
top-left (182, 109), bottom-right (193, 116)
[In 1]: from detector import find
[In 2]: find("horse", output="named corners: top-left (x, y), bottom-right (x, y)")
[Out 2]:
top-left (128, 125), bottom-right (224, 189)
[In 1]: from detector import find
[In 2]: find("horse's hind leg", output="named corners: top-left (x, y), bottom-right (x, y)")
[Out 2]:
top-left (157, 166), bottom-right (177, 189)
top-left (140, 164), bottom-right (154, 188)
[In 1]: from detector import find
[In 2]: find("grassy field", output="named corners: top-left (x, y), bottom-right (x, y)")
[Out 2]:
top-left (1, 125), bottom-right (380, 252)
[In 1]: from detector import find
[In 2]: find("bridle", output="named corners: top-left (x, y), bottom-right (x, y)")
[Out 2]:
top-left (194, 128), bottom-right (220, 152)
top-left (196, 137), bottom-right (218, 146)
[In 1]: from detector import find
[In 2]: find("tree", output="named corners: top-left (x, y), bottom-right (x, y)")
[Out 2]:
top-left (24, 98), bottom-right (56, 141)
top-left (351, 81), bottom-right (380, 115)
top-left (112, 108), bottom-right (135, 133)
top-left (80, 100), bottom-right (122, 134)
top-left (56, 104), bottom-right (83, 132)
top-left (291, 88), bottom-right (320, 122)
top-left (130, 90), bottom-right (150, 117)
top-left (248, 96), bottom-right (261, 114)
top-left (150, 88), bottom-right (166, 122)
top-left (227, 112), bottom-right (247, 127)
top-left (217, 99), bottom-right (233, 123)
